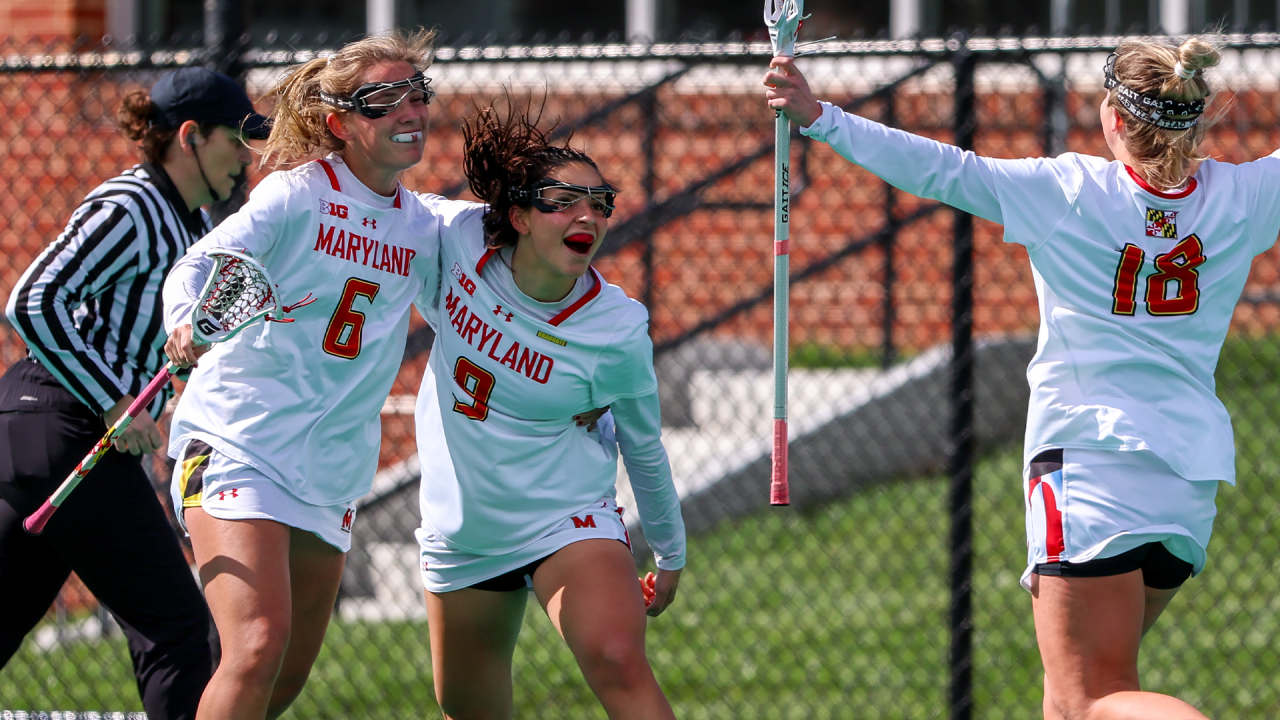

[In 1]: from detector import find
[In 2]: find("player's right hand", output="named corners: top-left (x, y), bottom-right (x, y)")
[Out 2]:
top-left (764, 56), bottom-right (823, 128)
top-left (165, 324), bottom-right (210, 369)
top-left (104, 395), bottom-right (165, 456)
top-left (642, 568), bottom-right (682, 617)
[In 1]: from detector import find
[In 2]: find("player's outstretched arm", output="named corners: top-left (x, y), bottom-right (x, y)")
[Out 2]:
top-left (766, 60), bottom-right (1009, 225)
top-left (764, 57), bottom-right (823, 128)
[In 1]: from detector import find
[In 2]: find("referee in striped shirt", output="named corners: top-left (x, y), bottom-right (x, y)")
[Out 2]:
top-left (0, 67), bottom-right (267, 719)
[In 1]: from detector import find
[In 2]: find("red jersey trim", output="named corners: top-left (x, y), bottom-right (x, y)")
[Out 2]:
top-left (394, 186), bottom-right (402, 209)
top-left (475, 247), bottom-right (499, 275)
top-left (1125, 165), bottom-right (1197, 199)
top-left (549, 267), bottom-right (602, 327)
top-left (317, 159), bottom-right (341, 191)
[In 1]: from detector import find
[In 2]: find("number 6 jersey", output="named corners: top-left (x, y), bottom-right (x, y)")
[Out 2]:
top-left (801, 101), bottom-right (1280, 483)
top-left (413, 199), bottom-right (686, 569)
top-left (163, 155), bottom-right (440, 507)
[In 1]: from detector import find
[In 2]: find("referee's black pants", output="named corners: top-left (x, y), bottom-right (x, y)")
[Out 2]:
top-left (0, 384), bottom-right (211, 719)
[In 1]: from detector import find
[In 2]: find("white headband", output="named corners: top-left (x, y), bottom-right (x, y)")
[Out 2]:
top-left (1173, 61), bottom-right (1196, 80)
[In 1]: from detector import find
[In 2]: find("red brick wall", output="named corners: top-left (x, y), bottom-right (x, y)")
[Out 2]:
top-left (0, 0), bottom-right (106, 39)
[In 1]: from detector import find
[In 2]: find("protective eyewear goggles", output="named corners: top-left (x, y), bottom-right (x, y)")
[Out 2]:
top-left (319, 72), bottom-right (435, 119)
top-left (510, 179), bottom-right (618, 218)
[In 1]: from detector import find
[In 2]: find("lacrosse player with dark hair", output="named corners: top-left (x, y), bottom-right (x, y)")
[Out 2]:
top-left (411, 99), bottom-right (685, 720)
top-left (0, 66), bottom-right (267, 719)
top-left (765, 37), bottom-right (1279, 720)
top-left (160, 29), bottom-right (445, 720)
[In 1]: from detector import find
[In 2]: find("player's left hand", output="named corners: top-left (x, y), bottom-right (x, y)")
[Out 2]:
top-left (642, 568), bottom-right (682, 617)
top-left (764, 56), bottom-right (823, 128)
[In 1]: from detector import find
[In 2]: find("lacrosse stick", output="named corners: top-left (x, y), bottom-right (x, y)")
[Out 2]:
top-left (765, 0), bottom-right (803, 506)
top-left (24, 249), bottom-right (284, 535)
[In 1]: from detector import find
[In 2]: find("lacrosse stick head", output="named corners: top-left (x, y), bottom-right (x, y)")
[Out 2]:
top-left (190, 249), bottom-right (283, 344)
top-left (764, 0), bottom-right (804, 57)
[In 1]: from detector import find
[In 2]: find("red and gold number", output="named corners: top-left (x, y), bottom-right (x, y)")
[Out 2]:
top-left (323, 278), bottom-right (380, 359)
top-left (1110, 235), bottom-right (1205, 316)
top-left (1146, 234), bottom-right (1205, 316)
top-left (452, 357), bottom-right (496, 421)
top-left (1111, 244), bottom-right (1145, 315)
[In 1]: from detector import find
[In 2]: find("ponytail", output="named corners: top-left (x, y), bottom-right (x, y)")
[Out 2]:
top-left (260, 28), bottom-right (437, 168)
top-left (1108, 37), bottom-right (1223, 191)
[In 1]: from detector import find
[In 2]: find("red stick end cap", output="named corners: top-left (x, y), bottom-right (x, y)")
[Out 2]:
top-left (770, 481), bottom-right (790, 506)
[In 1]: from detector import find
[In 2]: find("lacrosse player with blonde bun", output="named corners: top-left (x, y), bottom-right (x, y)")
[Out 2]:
top-left (411, 101), bottom-right (685, 719)
top-left (766, 38), bottom-right (1280, 720)
top-left (161, 29), bottom-right (444, 720)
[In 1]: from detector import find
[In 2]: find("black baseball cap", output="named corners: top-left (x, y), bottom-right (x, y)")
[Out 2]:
top-left (151, 67), bottom-right (271, 140)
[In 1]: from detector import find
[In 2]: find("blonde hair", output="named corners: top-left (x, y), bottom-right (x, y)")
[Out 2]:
top-left (260, 28), bottom-right (437, 168)
top-left (1108, 37), bottom-right (1221, 191)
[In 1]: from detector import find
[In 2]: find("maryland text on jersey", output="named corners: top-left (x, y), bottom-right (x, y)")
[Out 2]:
top-left (313, 221), bottom-right (418, 277)
top-left (444, 284), bottom-right (555, 385)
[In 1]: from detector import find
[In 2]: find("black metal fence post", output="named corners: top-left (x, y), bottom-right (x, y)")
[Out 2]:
top-left (204, 0), bottom-right (247, 224)
top-left (881, 85), bottom-right (898, 369)
top-left (1042, 55), bottom-right (1068, 157)
top-left (948, 33), bottom-right (977, 720)
top-left (641, 89), bottom-right (658, 313)
top-left (203, 0), bottom-right (245, 76)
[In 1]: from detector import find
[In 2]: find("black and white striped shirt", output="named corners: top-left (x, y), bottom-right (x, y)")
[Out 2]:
top-left (5, 163), bottom-right (209, 419)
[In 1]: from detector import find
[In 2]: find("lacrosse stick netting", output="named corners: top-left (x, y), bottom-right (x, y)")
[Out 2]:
top-left (191, 249), bottom-right (286, 344)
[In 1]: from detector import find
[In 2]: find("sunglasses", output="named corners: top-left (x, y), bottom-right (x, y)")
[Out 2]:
top-left (320, 72), bottom-right (435, 119)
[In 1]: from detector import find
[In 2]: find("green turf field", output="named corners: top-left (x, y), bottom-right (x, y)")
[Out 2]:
top-left (4, 338), bottom-right (1279, 717)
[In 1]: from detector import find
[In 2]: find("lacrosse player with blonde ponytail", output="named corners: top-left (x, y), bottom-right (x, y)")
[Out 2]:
top-left (161, 29), bottom-right (443, 720)
top-left (767, 37), bottom-right (1279, 720)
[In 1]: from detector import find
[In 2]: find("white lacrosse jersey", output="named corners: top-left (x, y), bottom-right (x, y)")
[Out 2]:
top-left (164, 155), bottom-right (440, 506)
top-left (803, 102), bottom-right (1280, 483)
top-left (414, 199), bottom-right (685, 569)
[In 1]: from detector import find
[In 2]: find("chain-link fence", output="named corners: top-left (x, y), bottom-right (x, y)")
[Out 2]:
top-left (2, 32), bottom-right (1280, 718)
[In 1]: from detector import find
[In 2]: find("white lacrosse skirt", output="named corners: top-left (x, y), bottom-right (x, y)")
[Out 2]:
top-left (418, 496), bottom-right (631, 593)
top-left (172, 438), bottom-right (357, 552)
top-left (1021, 447), bottom-right (1220, 591)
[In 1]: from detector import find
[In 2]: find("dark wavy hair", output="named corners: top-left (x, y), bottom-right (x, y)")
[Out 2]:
top-left (115, 89), bottom-right (217, 164)
top-left (462, 96), bottom-right (609, 249)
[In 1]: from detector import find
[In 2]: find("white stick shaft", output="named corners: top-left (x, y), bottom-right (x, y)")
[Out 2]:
top-left (771, 110), bottom-right (791, 505)
top-left (773, 112), bottom-right (790, 417)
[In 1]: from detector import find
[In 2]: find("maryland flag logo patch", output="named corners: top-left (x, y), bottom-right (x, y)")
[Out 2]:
top-left (1146, 208), bottom-right (1177, 238)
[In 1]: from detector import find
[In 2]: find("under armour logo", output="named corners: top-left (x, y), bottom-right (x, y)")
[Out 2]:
top-left (362, 217), bottom-right (377, 229)
top-left (493, 304), bottom-right (513, 322)
top-left (216, 489), bottom-right (239, 501)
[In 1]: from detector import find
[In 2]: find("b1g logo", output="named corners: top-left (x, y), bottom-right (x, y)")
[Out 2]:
top-left (1146, 208), bottom-right (1177, 238)
top-left (451, 262), bottom-right (477, 296)
top-left (320, 199), bottom-right (349, 219)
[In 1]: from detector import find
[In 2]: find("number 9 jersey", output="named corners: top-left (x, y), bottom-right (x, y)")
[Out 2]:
top-left (163, 155), bottom-right (441, 507)
top-left (414, 200), bottom-right (685, 566)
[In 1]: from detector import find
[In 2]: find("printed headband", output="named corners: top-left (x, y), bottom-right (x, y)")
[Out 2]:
top-left (1103, 52), bottom-right (1206, 131)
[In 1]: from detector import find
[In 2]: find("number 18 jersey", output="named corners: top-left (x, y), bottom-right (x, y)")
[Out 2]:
top-left (802, 101), bottom-right (1280, 483)
top-left (415, 201), bottom-right (659, 556)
